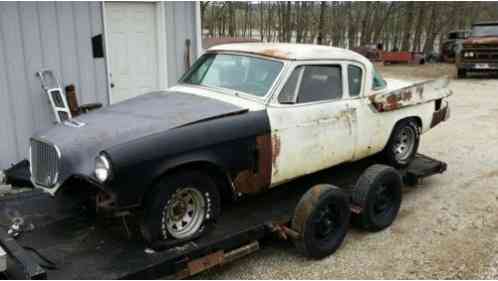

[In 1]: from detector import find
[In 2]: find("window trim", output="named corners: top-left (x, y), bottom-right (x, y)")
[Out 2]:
top-left (275, 63), bottom-right (345, 106)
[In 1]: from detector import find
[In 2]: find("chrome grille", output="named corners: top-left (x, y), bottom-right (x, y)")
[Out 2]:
top-left (463, 49), bottom-right (498, 62)
top-left (30, 139), bottom-right (60, 187)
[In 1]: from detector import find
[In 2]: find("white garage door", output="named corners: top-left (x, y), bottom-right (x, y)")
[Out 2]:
top-left (105, 2), bottom-right (159, 104)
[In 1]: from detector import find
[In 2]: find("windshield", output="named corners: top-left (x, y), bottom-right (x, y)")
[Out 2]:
top-left (471, 25), bottom-right (498, 37)
top-left (181, 53), bottom-right (283, 97)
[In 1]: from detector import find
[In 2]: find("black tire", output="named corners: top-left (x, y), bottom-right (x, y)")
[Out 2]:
top-left (383, 119), bottom-right (420, 168)
top-left (351, 165), bottom-right (402, 232)
top-left (457, 68), bottom-right (466, 79)
top-left (291, 184), bottom-right (350, 259)
top-left (140, 170), bottom-right (221, 244)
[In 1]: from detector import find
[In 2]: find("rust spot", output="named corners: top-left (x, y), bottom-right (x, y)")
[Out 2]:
top-left (416, 85), bottom-right (424, 99)
top-left (400, 89), bottom-right (412, 101)
top-left (464, 36), bottom-right (498, 45)
top-left (233, 134), bottom-right (272, 194)
top-left (207, 49), bottom-right (291, 60)
top-left (260, 48), bottom-right (290, 59)
top-left (384, 94), bottom-right (401, 111)
top-left (181, 250), bottom-right (224, 277)
top-left (271, 134), bottom-right (281, 175)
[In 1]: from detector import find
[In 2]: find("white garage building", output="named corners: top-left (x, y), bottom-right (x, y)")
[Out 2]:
top-left (0, 1), bottom-right (202, 169)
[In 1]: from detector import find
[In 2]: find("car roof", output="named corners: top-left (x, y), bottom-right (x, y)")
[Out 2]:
top-left (207, 43), bottom-right (371, 65)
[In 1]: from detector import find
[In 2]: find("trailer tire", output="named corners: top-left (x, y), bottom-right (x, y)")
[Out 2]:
top-left (351, 165), bottom-right (402, 232)
top-left (140, 170), bottom-right (221, 244)
top-left (291, 184), bottom-right (350, 259)
top-left (383, 119), bottom-right (420, 168)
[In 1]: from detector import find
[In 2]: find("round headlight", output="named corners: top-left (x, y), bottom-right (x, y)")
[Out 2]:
top-left (469, 52), bottom-right (474, 57)
top-left (95, 154), bottom-right (111, 182)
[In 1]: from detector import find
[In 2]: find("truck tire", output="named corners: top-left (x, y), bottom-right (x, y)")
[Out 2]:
top-left (351, 165), bottom-right (402, 232)
top-left (291, 184), bottom-right (350, 259)
top-left (457, 69), bottom-right (466, 79)
top-left (140, 170), bottom-right (220, 244)
top-left (383, 119), bottom-right (420, 168)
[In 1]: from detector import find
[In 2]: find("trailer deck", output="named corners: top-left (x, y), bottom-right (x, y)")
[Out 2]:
top-left (0, 154), bottom-right (446, 279)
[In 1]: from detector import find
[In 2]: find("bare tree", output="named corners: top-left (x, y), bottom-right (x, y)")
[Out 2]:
top-left (202, 1), bottom-right (498, 53)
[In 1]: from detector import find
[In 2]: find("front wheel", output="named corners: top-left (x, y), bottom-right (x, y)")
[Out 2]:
top-left (140, 171), bottom-right (220, 244)
top-left (383, 120), bottom-right (420, 168)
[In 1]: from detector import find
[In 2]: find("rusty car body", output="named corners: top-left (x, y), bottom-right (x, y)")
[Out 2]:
top-left (28, 43), bottom-right (452, 243)
top-left (457, 22), bottom-right (498, 78)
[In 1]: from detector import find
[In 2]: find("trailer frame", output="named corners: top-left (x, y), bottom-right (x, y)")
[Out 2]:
top-left (0, 154), bottom-right (446, 279)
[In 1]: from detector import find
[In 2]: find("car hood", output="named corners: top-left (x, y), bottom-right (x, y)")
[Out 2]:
top-left (32, 91), bottom-right (247, 187)
top-left (463, 36), bottom-right (498, 46)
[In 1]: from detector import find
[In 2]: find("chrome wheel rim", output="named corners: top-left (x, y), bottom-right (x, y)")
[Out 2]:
top-left (393, 127), bottom-right (416, 162)
top-left (163, 187), bottom-right (205, 239)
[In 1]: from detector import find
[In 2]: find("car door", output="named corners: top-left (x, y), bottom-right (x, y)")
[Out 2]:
top-left (266, 63), bottom-right (357, 186)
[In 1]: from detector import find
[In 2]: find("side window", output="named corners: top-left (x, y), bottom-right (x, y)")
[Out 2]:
top-left (278, 65), bottom-right (342, 104)
top-left (348, 65), bottom-right (363, 97)
top-left (298, 65), bottom-right (342, 103)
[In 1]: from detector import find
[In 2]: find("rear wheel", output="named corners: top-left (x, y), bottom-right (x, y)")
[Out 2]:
top-left (351, 165), bottom-right (402, 231)
top-left (140, 171), bottom-right (220, 244)
top-left (383, 119), bottom-right (420, 168)
top-left (291, 184), bottom-right (350, 259)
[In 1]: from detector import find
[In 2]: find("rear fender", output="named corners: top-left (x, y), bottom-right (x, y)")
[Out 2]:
top-left (369, 77), bottom-right (452, 112)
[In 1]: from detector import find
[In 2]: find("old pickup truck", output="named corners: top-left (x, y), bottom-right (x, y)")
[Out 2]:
top-left (28, 43), bottom-right (451, 244)
top-left (457, 21), bottom-right (498, 78)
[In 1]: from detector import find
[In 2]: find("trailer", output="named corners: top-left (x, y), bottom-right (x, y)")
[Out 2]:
top-left (0, 154), bottom-right (446, 279)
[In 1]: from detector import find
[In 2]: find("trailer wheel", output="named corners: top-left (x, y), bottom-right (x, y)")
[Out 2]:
top-left (140, 170), bottom-right (220, 244)
top-left (351, 165), bottom-right (402, 232)
top-left (291, 184), bottom-right (350, 259)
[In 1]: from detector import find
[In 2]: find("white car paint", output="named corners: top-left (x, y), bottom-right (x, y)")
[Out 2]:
top-left (199, 43), bottom-right (451, 185)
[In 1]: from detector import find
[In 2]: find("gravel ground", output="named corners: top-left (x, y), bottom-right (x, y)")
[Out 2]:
top-left (198, 64), bottom-right (498, 279)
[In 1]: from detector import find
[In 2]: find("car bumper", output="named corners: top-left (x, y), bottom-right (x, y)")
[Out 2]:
top-left (431, 101), bottom-right (450, 128)
top-left (459, 63), bottom-right (498, 71)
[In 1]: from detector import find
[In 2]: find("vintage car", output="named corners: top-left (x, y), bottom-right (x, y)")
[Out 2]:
top-left (29, 43), bottom-right (451, 244)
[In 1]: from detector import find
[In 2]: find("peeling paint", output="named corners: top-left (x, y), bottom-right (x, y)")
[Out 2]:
top-left (233, 134), bottom-right (272, 194)
top-left (207, 48), bottom-right (291, 60)
top-left (371, 78), bottom-right (452, 112)
top-left (271, 134), bottom-right (281, 176)
top-left (260, 48), bottom-right (291, 59)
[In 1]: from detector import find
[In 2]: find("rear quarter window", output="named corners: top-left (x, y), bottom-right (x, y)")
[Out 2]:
top-left (348, 65), bottom-right (363, 97)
